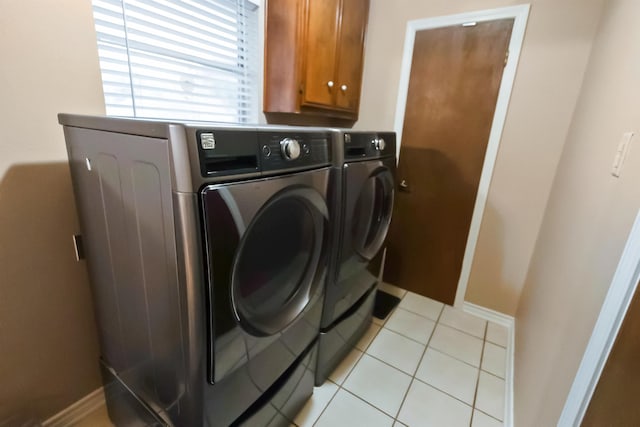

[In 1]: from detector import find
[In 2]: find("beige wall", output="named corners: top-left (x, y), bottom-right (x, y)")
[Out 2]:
top-left (357, 0), bottom-right (605, 314)
top-left (0, 0), bottom-right (106, 422)
top-left (514, 0), bottom-right (640, 424)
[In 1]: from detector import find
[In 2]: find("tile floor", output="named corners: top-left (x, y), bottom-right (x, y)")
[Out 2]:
top-left (293, 283), bottom-right (510, 427)
top-left (73, 283), bottom-right (510, 427)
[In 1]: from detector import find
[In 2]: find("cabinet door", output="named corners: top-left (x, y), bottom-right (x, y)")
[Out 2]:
top-left (335, 0), bottom-right (369, 111)
top-left (302, 0), bottom-right (340, 108)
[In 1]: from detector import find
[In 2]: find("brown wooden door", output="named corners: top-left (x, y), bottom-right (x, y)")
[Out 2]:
top-left (334, 0), bottom-right (369, 111)
top-left (302, 0), bottom-right (340, 107)
top-left (582, 279), bottom-right (640, 426)
top-left (383, 19), bottom-right (514, 305)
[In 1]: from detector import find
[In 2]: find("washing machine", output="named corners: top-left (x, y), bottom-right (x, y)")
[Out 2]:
top-left (59, 114), bottom-right (335, 426)
top-left (316, 131), bottom-right (396, 385)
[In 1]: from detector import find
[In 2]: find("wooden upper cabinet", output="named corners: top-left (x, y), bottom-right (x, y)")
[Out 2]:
top-left (302, 0), bottom-right (340, 107)
top-left (264, 0), bottom-right (370, 126)
top-left (334, 0), bottom-right (368, 110)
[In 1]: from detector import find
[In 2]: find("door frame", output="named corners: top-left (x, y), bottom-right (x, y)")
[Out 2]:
top-left (558, 208), bottom-right (640, 426)
top-left (393, 4), bottom-right (530, 308)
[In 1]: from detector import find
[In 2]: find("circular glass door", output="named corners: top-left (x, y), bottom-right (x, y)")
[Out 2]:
top-left (352, 168), bottom-right (395, 260)
top-left (231, 188), bottom-right (327, 336)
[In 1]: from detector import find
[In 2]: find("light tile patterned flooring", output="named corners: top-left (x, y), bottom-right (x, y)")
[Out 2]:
top-left (293, 283), bottom-right (509, 427)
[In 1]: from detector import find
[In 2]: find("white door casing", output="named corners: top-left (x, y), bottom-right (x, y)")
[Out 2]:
top-left (558, 208), bottom-right (640, 426)
top-left (393, 4), bottom-right (531, 308)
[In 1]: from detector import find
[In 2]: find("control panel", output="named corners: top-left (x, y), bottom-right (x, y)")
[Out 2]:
top-left (195, 128), bottom-right (331, 178)
top-left (258, 131), bottom-right (330, 172)
top-left (343, 132), bottom-right (396, 161)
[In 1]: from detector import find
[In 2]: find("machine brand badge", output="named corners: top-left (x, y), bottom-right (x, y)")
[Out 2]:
top-left (344, 133), bottom-right (351, 143)
top-left (200, 132), bottom-right (216, 149)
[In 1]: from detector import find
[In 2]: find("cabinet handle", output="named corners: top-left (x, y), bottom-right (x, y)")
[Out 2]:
top-left (327, 81), bottom-right (334, 88)
top-left (340, 84), bottom-right (348, 92)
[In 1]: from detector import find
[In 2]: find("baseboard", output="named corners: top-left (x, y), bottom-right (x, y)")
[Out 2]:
top-left (463, 302), bottom-right (516, 427)
top-left (463, 301), bottom-right (514, 327)
top-left (43, 387), bottom-right (106, 427)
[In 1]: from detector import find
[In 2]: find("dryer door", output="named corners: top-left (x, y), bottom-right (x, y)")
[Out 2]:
top-left (201, 169), bottom-right (330, 383)
top-left (230, 186), bottom-right (326, 336)
top-left (345, 160), bottom-right (395, 262)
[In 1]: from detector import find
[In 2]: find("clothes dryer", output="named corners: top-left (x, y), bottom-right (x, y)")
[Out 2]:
top-left (60, 115), bottom-right (334, 426)
top-left (316, 131), bottom-right (396, 385)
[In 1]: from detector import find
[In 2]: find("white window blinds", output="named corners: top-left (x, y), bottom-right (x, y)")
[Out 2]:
top-left (92, 0), bottom-right (259, 123)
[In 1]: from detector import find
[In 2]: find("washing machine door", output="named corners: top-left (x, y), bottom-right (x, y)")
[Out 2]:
top-left (346, 159), bottom-right (395, 262)
top-left (201, 169), bottom-right (330, 383)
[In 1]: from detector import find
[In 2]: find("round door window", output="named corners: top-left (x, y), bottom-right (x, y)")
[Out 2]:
top-left (352, 168), bottom-right (395, 260)
top-left (231, 189), bottom-right (327, 336)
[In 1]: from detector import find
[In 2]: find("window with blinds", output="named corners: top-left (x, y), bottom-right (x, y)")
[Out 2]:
top-left (92, 0), bottom-right (259, 124)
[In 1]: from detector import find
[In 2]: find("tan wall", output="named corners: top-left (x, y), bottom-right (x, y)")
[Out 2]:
top-left (514, 0), bottom-right (640, 424)
top-left (356, 0), bottom-right (605, 314)
top-left (0, 0), bottom-right (105, 422)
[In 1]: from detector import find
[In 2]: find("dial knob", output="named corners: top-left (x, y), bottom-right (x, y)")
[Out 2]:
top-left (280, 138), bottom-right (301, 160)
top-left (373, 137), bottom-right (386, 151)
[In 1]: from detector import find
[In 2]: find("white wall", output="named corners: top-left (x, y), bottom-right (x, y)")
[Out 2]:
top-left (514, 0), bottom-right (640, 423)
top-left (357, 0), bottom-right (605, 314)
top-left (0, 0), bottom-right (106, 421)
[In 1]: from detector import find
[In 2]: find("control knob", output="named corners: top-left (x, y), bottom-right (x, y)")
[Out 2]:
top-left (372, 137), bottom-right (386, 151)
top-left (280, 138), bottom-right (301, 160)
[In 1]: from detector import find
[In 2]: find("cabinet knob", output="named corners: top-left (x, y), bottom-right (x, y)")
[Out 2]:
top-left (340, 84), bottom-right (348, 92)
top-left (327, 81), bottom-right (334, 88)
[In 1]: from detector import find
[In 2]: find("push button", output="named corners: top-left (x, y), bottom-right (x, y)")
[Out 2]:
top-left (262, 145), bottom-right (271, 157)
top-left (200, 133), bottom-right (215, 149)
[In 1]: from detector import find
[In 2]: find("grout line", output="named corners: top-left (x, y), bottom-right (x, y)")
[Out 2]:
top-left (339, 321), bottom-right (383, 385)
top-left (485, 324), bottom-right (509, 349)
top-left (462, 301), bottom-right (514, 425)
top-left (395, 305), bottom-right (442, 323)
top-left (383, 313), bottom-right (437, 343)
top-left (342, 384), bottom-right (401, 419)
top-left (381, 325), bottom-right (433, 348)
top-left (411, 376), bottom-right (475, 409)
top-left (392, 304), bottom-right (445, 422)
top-left (340, 388), bottom-right (396, 421)
top-left (479, 369), bottom-right (506, 381)
top-left (470, 321), bottom-right (489, 426)
top-left (334, 292), bottom-right (413, 423)
top-left (375, 325), bottom-right (430, 351)
top-left (310, 382), bottom-right (340, 427)
top-left (475, 407), bottom-right (504, 424)
top-left (313, 318), bottom-right (386, 425)
top-left (356, 351), bottom-right (420, 378)
top-left (440, 305), bottom-right (488, 332)
top-left (321, 289), bottom-right (507, 426)
top-left (426, 345), bottom-right (482, 370)
top-left (372, 288), bottom-right (509, 425)
top-left (383, 304), bottom-right (485, 341)
top-left (485, 338), bottom-right (508, 349)
top-left (381, 307), bottom-right (487, 367)
top-left (434, 319), bottom-right (487, 341)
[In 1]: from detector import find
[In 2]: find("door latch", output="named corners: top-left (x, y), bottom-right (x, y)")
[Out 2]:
top-left (73, 234), bottom-right (85, 261)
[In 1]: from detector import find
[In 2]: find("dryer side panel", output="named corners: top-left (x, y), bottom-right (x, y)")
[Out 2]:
top-left (63, 126), bottom-right (186, 421)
